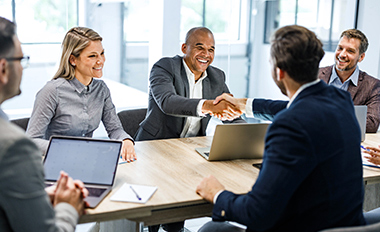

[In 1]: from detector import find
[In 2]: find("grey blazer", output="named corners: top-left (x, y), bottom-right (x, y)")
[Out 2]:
top-left (135, 55), bottom-right (245, 141)
top-left (0, 116), bottom-right (78, 231)
top-left (319, 65), bottom-right (380, 133)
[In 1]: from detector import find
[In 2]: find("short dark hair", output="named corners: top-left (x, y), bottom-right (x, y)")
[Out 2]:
top-left (270, 25), bottom-right (325, 84)
top-left (0, 17), bottom-right (16, 58)
top-left (185, 27), bottom-right (214, 44)
top-left (340, 29), bottom-right (368, 54)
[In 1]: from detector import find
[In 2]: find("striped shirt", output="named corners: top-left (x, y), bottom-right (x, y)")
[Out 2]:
top-left (26, 77), bottom-right (132, 153)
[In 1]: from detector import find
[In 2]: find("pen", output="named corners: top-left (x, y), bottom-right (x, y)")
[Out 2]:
top-left (361, 145), bottom-right (370, 151)
top-left (130, 185), bottom-right (142, 200)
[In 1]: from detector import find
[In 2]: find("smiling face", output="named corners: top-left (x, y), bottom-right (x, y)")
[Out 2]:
top-left (70, 40), bottom-right (105, 85)
top-left (335, 36), bottom-right (365, 73)
top-left (181, 29), bottom-right (215, 80)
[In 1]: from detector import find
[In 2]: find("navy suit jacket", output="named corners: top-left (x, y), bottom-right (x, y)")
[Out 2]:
top-left (213, 81), bottom-right (365, 231)
top-left (135, 55), bottom-right (245, 141)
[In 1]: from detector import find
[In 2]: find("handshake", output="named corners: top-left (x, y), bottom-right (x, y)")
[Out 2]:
top-left (201, 93), bottom-right (248, 121)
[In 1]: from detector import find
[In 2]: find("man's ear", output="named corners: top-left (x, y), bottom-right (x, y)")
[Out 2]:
top-left (276, 67), bottom-right (285, 81)
top-left (0, 59), bottom-right (9, 85)
top-left (181, 43), bottom-right (187, 54)
top-left (358, 52), bottom-right (365, 63)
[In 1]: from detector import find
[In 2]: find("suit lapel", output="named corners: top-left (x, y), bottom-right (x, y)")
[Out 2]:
top-left (347, 70), bottom-right (363, 100)
top-left (319, 66), bottom-right (333, 84)
top-left (202, 78), bottom-right (211, 99)
top-left (179, 58), bottom-right (190, 98)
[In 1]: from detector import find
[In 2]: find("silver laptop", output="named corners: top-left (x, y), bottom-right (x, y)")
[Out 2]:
top-left (196, 123), bottom-right (270, 161)
top-left (43, 136), bottom-right (122, 208)
top-left (354, 105), bottom-right (367, 142)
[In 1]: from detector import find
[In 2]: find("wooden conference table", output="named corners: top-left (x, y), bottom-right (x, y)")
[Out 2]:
top-left (79, 134), bottom-right (380, 227)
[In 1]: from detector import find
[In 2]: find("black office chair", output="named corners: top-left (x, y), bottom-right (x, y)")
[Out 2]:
top-left (10, 117), bottom-right (30, 131)
top-left (320, 222), bottom-right (380, 232)
top-left (117, 108), bottom-right (147, 138)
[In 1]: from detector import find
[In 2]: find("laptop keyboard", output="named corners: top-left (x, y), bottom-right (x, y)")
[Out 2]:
top-left (87, 187), bottom-right (107, 197)
top-left (45, 184), bottom-right (106, 197)
top-left (204, 152), bottom-right (210, 157)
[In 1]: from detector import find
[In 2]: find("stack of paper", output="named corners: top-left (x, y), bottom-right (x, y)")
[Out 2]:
top-left (110, 183), bottom-right (157, 203)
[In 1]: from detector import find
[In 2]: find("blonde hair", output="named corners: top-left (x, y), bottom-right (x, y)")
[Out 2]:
top-left (53, 27), bottom-right (102, 80)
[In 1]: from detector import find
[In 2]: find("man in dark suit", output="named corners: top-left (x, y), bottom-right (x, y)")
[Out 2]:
top-left (319, 29), bottom-right (380, 133)
top-left (135, 27), bottom-right (244, 142)
top-left (136, 27), bottom-right (245, 232)
top-left (196, 25), bottom-right (365, 232)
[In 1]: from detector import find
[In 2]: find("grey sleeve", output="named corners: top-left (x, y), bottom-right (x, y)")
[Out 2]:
top-left (149, 58), bottom-right (200, 117)
top-left (0, 137), bottom-right (78, 232)
top-left (26, 82), bottom-right (57, 153)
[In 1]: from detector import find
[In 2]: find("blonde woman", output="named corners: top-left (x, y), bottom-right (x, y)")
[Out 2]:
top-left (27, 27), bottom-right (136, 162)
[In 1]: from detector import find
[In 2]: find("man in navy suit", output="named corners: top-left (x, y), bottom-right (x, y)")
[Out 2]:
top-left (196, 25), bottom-right (365, 231)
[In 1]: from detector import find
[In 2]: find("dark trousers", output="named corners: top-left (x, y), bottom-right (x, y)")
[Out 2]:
top-left (148, 221), bottom-right (185, 232)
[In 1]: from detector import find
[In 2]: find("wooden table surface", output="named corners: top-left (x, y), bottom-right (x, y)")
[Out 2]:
top-left (361, 133), bottom-right (380, 184)
top-left (79, 133), bottom-right (380, 225)
top-left (80, 136), bottom-right (261, 225)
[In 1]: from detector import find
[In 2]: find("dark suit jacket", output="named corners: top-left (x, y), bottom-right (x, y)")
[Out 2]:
top-left (319, 65), bottom-right (380, 133)
top-left (135, 55), bottom-right (245, 141)
top-left (212, 81), bottom-right (365, 232)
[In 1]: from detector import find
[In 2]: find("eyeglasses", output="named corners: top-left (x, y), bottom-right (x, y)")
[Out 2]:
top-left (3, 56), bottom-right (30, 69)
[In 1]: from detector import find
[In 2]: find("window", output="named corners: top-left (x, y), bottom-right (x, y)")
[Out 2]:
top-left (15, 0), bottom-right (78, 44)
top-left (123, 0), bottom-right (150, 42)
top-left (181, 0), bottom-right (247, 42)
top-left (264, 0), bottom-right (358, 51)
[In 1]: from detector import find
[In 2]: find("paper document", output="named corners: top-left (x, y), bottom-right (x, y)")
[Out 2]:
top-left (110, 183), bottom-right (157, 203)
top-left (362, 152), bottom-right (380, 169)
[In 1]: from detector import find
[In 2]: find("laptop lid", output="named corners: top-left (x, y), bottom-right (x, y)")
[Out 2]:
top-left (43, 135), bottom-right (122, 208)
top-left (354, 105), bottom-right (367, 142)
top-left (196, 123), bottom-right (270, 161)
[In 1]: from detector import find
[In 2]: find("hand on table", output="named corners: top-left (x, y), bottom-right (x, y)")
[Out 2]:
top-left (196, 175), bottom-right (225, 203)
top-left (120, 139), bottom-right (137, 162)
top-left (363, 145), bottom-right (380, 165)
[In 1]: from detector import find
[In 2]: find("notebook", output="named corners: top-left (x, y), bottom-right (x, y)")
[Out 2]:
top-left (43, 135), bottom-right (122, 208)
top-left (195, 123), bottom-right (270, 161)
top-left (354, 105), bottom-right (367, 142)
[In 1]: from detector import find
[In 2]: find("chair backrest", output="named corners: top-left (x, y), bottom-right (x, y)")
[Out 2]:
top-left (319, 222), bottom-right (380, 232)
top-left (10, 117), bottom-right (30, 131)
top-left (117, 108), bottom-right (147, 138)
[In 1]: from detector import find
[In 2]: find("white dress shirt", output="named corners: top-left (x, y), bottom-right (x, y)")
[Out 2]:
top-left (180, 59), bottom-right (207, 138)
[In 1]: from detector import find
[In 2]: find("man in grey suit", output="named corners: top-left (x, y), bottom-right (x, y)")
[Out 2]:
top-left (0, 16), bottom-right (88, 231)
top-left (135, 27), bottom-right (245, 232)
top-left (319, 29), bottom-right (380, 133)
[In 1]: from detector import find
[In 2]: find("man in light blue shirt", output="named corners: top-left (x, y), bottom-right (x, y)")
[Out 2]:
top-left (319, 29), bottom-right (380, 133)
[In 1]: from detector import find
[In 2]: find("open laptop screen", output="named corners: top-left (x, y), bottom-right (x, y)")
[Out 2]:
top-left (43, 136), bottom-right (121, 185)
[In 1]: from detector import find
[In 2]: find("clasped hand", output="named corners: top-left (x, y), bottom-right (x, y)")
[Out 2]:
top-left (45, 171), bottom-right (88, 216)
top-left (202, 93), bottom-right (246, 121)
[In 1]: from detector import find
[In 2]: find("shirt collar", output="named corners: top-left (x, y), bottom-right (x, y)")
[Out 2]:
top-left (287, 79), bottom-right (320, 108)
top-left (329, 65), bottom-right (359, 87)
top-left (182, 58), bottom-right (207, 82)
top-left (0, 107), bottom-right (9, 121)
top-left (70, 77), bottom-right (94, 93)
